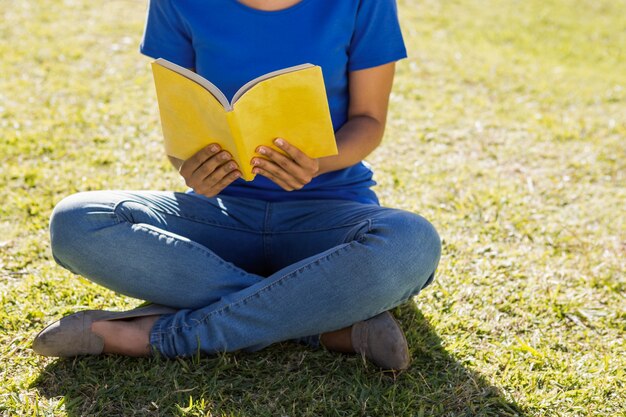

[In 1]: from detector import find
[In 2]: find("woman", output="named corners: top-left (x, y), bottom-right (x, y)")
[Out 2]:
top-left (33, 0), bottom-right (441, 371)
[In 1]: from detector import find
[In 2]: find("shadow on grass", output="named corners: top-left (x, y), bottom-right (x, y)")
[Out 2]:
top-left (33, 304), bottom-right (527, 416)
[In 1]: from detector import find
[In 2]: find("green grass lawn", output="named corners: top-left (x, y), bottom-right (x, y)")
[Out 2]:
top-left (1, 0), bottom-right (625, 415)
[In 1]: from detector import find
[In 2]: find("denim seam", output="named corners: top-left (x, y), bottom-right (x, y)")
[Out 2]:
top-left (106, 200), bottom-right (124, 225)
top-left (266, 221), bottom-right (371, 234)
top-left (263, 201), bottom-right (272, 231)
top-left (151, 222), bottom-right (372, 336)
top-left (111, 198), bottom-right (260, 233)
top-left (130, 223), bottom-right (250, 278)
top-left (263, 201), bottom-right (272, 262)
top-left (112, 199), bottom-right (138, 225)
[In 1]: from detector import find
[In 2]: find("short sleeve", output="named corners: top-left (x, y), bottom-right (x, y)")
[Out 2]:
top-left (139, 0), bottom-right (195, 68)
top-left (348, 0), bottom-right (408, 71)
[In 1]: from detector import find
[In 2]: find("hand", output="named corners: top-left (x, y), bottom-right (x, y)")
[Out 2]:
top-left (178, 144), bottom-right (240, 197)
top-left (251, 138), bottom-right (319, 191)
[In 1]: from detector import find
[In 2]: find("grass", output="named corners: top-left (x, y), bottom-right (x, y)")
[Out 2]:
top-left (1, 0), bottom-right (625, 415)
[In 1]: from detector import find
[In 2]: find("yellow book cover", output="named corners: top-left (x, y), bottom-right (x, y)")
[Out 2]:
top-left (150, 58), bottom-right (338, 181)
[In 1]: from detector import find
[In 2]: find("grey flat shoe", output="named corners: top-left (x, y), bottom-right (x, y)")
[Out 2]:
top-left (351, 311), bottom-right (410, 370)
top-left (32, 304), bottom-right (177, 357)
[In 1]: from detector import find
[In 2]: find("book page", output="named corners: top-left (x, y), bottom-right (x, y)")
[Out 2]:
top-left (154, 58), bottom-right (231, 110)
top-left (152, 63), bottom-right (237, 162)
top-left (231, 63), bottom-right (314, 106)
top-left (233, 66), bottom-right (337, 169)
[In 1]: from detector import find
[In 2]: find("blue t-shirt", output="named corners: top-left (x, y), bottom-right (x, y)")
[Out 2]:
top-left (141, 0), bottom-right (407, 204)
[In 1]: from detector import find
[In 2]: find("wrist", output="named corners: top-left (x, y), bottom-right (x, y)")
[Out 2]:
top-left (316, 156), bottom-right (335, 176)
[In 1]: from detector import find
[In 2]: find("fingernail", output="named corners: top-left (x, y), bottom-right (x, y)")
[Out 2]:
top-left (229, 163), bottom-right (236, 169)
top-left (252, 159), bottom-right (259, 165)
top-left (258, 147), bottom-right (267, 155)
top-left (274, 138), bottom-right (284, 146)
top-left (252, 168), bottom-right (259, 174)
top-left (220, 152), bottom-right (230, 160)
top-left (210, 145), bottom-right (219, 152)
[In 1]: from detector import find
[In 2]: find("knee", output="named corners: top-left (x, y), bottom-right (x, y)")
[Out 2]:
top-left (49, 192), bottom-right (106, 267)
top-left (382, 211), bottom-right (441, 293)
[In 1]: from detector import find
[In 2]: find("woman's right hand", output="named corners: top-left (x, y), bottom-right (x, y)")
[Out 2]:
top-left (178, 144), bottom-right (241, 198)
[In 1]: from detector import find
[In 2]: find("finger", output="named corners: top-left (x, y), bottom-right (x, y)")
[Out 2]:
top-left (179, 144), bottom-right (221, 178)
top-left (256, 146), bottom-right (301, 174)
top-left (207, 169), bottom-right (241, 196)
top-left (273, 138), bottom-right (316, 169)
top-left (253, 166), bottom-right (295, 191)
top-left (257, 144), bottom-right (316, 185)
top-left (190, 151), bottom-right (233, 184)
top-left (252, 159), bottom-right (303, 190)
top-left (209, 160), bottom-right (239, 182)
top-left (253, 151), bottom-right (312, 186)
top-left (195, 162), bottom-right (239, 195)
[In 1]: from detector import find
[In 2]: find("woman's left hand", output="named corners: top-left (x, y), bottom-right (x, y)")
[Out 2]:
top-left (251, 138), bottom-right (320, 191)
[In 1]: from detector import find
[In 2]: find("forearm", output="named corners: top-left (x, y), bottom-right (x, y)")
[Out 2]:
top-left (317, 115), bottom-right (385, 175)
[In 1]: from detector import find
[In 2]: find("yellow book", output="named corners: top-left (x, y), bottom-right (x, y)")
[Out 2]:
top-left (150, 58), bottom-right (338, 181)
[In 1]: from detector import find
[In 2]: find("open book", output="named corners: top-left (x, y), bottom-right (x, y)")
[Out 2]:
top-left (151, 58), bottom-right (338, 181)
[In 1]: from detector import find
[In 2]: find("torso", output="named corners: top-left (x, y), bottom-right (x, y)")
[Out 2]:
top-left (235, 0), bottom-right (303, 12)
top-left (141, 0), bottom-right (405, 203)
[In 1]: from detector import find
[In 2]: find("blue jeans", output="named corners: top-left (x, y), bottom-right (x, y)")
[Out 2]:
top-left (49, 191), bottom-right (441, 357)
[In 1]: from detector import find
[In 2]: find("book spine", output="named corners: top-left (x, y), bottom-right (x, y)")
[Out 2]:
top-left (226, 111), bottom-right (252, 181)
